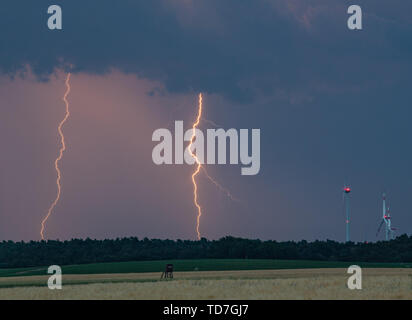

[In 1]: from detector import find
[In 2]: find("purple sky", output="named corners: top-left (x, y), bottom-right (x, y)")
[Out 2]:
top-left (0, 1), bottom-right (411, 242)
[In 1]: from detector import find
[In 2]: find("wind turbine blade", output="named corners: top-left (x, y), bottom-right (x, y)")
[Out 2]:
top-left (376, 220), bottom-right (384, 237)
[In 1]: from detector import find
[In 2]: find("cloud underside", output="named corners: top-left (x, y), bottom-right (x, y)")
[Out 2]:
top-left (1, 0), bottom-right (412, 101)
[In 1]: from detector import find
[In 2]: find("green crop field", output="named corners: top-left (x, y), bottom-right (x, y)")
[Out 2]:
top-left (1, 259), bottom-right (411, 278)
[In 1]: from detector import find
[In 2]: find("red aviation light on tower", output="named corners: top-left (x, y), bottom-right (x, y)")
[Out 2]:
top-left (344, 187), bottom-right (351, 193)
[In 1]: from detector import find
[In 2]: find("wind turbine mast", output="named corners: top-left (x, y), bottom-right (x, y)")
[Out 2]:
top-left (343, 185), bottom-right (351, 242)
top-left (382, 193), bottom-right (389, 241)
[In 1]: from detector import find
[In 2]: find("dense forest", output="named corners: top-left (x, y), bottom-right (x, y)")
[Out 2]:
top-left (1, 235), bottom-right (412, 268)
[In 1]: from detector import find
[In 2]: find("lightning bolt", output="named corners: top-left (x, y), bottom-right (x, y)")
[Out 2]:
top-left (202, 118), bottom-right (221, 128)
top-left (189, 93), bottom-right (203, 240)
top-left (200, 118), bottom-right (239, 202)
top-left (188, 93), bottom-right (239, 240)
top-left (40, 73), bottom-right (71, 240)
top-left (202, 167), bottom-right (240, 202)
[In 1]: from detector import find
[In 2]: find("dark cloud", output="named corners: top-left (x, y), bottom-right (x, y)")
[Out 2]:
top-left (1, 1), bottom-right (412, 242)
top-left (1, 1), bottom-right (412, 101)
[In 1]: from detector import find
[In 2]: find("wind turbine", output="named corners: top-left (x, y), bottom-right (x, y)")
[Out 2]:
top-left (376, 193), bottom-right (396, 240)
top-left (343, 185), bottom-right (351, 242)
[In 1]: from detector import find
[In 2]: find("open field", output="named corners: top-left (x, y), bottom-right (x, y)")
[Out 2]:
top-left (1, 259), bottom-right (411, 278)
top-left (1, 260), bottom-right (411, 299)
top-left (0, 268), bottom-right (411, 299)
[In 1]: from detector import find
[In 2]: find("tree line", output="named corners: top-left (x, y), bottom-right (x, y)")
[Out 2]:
top-left (0, 235), bottom-right (411, 268)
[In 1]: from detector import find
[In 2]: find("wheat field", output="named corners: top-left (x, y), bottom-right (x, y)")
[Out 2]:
top-left (0, 268), bottom-right (411, 300)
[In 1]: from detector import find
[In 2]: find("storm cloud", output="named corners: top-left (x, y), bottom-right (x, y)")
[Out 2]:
top-left (1, 0), bottom-right (412, 101)
top-left (1, 1), bottom-right (412, 242)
